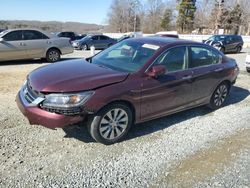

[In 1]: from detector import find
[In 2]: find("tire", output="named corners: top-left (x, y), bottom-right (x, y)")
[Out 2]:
top-left (236, 46), bottom-right (242, 53)
top-left (46, 48), bottom-right (60, 62)
top-left (247, 69), bottom-right (250, 73)
top-left (81, 44), bottom-right (88, 51)
top-left (220, 47), bottom-right (225, 54)
top-left (87, 103), bottom-right (133, 145)
top-left (209, 82), bottom-right (230, 110)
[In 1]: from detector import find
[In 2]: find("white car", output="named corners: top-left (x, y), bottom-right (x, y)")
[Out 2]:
top-left (0, 29), bottom-right (74, 62)
top-left (246, 53), bottom-right (250, 73)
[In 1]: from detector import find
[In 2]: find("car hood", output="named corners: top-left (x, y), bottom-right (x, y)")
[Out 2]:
top-left (28, 59), bottom-right (129, 93)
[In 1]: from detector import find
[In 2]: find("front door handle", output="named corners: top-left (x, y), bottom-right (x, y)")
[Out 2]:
top-left (214, 68), bottom-right (223, 72)
top-left (182, 75), bottom-right (192, 80)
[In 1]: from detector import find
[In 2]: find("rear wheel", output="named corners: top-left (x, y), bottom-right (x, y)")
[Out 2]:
top-left (236, 46), bottom-right (242, 53)
top-left (247, 69), bottom-right (250, 73)
top-left (46, 48), bottom-right (60, 62)
top-left (81, 44), bottom-right (88, 51)
top-left (87, 103), bottom-right (132, 145)
top-left (209, 82), bottom-right (230, 110)
top-left (220, 47), bottom-right (225, 54)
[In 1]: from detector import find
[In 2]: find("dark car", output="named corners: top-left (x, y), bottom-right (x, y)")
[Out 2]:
top-left (75, 34), bottom-right (87, 40)
top-left (0, 29), bottom-right (5, 33)
top-left (203, 35), bottom-right (243, 53)
top-left (72, 34), bottom-right (116, 50)
top-left (154, 34), bottom-right (179, 38)
top-left (16, 37), bottom-right (239, 144)
top-left (57, 31), bottom-right (77, 41)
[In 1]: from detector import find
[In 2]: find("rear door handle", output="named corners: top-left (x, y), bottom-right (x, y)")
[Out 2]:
top-left (19, 42), bottom-right (26, 46)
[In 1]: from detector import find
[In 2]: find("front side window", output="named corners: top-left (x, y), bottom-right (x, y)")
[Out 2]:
top-left (190, 46), bottom-right (222, 68)
top-left (154, 46), bottom-right (188, 72)
top-left (91, 40), bottom-right (159, 72)
top-left (3, 31), bottom-right (23, 41)
top-left (92, 36), bottom-right (98, 40)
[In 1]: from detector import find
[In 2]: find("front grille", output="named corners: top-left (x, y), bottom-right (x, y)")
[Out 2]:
top-left (23, 81), bottom-right (40, 103)
top-left (40, 106), bottom-right (83, 116)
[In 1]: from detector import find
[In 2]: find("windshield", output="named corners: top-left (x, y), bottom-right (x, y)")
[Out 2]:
top-left (91, 40), bottom-right (159, 73)
top-left (208, 35), bottom-right (225, 42)
top-left (0, 30), bottom-right (8, 37)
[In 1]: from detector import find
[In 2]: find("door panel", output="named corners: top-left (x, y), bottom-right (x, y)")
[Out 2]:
top-left (140, 46), bottom-right (194, 121)
top-left (189, 46), bottom-right (224, 102)
top-left (0, 30), bottom-right (27, 61)
top-left (140, 70), bottom-right (194, 121)
top-left (23, 30), bottom-right (49, 58)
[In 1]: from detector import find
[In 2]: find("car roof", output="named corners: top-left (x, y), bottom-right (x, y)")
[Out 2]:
top-left (128, 36), bottom-right (202, 48)
top-left (213, 34), bottom-right (241, 37)
top-left (3, 28), bottom-right (53, 38)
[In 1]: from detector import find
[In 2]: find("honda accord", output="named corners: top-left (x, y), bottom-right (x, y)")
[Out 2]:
top-left (16, 37), bottom-right (239, 144)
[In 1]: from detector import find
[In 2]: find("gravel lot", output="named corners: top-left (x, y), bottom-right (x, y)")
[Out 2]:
top-left (0, 49), bottom-right (250, 187)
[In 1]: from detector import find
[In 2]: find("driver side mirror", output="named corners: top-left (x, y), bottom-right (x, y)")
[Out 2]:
top-left (146, 65), bottom-right (166, 78)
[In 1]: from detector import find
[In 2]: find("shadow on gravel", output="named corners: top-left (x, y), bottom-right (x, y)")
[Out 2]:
top-left (62, 86), bottom-right (249, 143)
top-left (0, 58), bottom-right (80, 66)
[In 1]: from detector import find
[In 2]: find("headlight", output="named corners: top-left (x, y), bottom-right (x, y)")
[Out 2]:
top-left (42, 91), bottom-right (94, 108)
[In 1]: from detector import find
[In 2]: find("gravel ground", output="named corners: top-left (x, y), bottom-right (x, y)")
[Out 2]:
top-left (0, 49), bottom-right (250, 187)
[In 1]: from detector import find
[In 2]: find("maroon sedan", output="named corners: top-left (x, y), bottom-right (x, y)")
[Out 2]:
top-left (16, 37), bottom-right (239, 144)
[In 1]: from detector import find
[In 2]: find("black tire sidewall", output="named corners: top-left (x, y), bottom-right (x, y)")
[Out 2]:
top-left (46, 49), bottom-right (60, 62)
top-left (87, 103), bottom-right (133, 145)
top-left (81, 44), bottom-right (88, 50)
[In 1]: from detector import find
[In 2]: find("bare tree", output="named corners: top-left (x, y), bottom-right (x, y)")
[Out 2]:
top-left (107, 0), bottom-right (142, 32)
top-left (143, 0), bottom-right (165, 33)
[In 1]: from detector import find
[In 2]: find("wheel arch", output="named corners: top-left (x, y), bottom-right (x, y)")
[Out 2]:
top-left (210, 79), bottom-right (232, 98)
top-left (96, 100), bottom-right (136, 124)
top-left (46, 47), bottom-right (62, 56)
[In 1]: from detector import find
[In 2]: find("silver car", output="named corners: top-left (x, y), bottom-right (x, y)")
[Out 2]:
top-left (0, 29), bottom-right (74, 62)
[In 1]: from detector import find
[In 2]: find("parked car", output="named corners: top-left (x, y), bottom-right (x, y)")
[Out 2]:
top-left (72, 34), bottom-right (116, 50)
top-left (154, 34), bottom-right (179, 38)
top-left (75, 34), bottom-right (87, 40)
top-left (203, 35), bottom-right (243, 53)
top-left (0, 29), bottom-right (5, 33)
top-left (56, 31), bottom-right (77, 41)
top-left (117, 35), bottom-right (133, 42)
top-left (16, 37), bottom-right (239, 144)
top-left (246, 53), bottom-right (250, 73)
top-left (0, 29), bottom-right (73, 62)
top-left (155, 31), bottom-right (179, 38)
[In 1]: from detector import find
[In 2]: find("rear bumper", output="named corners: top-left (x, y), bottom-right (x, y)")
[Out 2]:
top-left (60, 46), bottom-right (74, 55)
top-left (16, 91), bottom-right (85, 129)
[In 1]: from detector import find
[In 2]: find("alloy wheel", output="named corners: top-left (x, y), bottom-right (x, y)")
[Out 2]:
top-left (48, 50), bottom-right (59, 62)
top-left (99, 108), bottom-right (128, 140)
top-left (214, 84), bottom-right (228, 107)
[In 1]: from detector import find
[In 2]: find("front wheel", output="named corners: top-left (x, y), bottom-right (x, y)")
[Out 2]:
top-left (87, 103), bottom-right (133, 145)
top-left (209, 82), bottom-right (230, 110)
top-left (46, 48), bottom-right (60, 62)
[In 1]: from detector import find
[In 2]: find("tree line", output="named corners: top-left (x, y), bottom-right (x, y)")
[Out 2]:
top-left (107, 0), bottom-right (250, 35)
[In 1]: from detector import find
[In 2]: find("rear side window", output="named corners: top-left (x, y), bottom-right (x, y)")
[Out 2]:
top-left (190, 46), bottom-right (222, 68)
top-left (154, 46), bottom-right (188, 72)
top-left (100, 36), bottom-right (109, 40)
top-left (23, 30), bottom-right (49, 40)
top-left (3, 31), bottom-right (23, 41)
